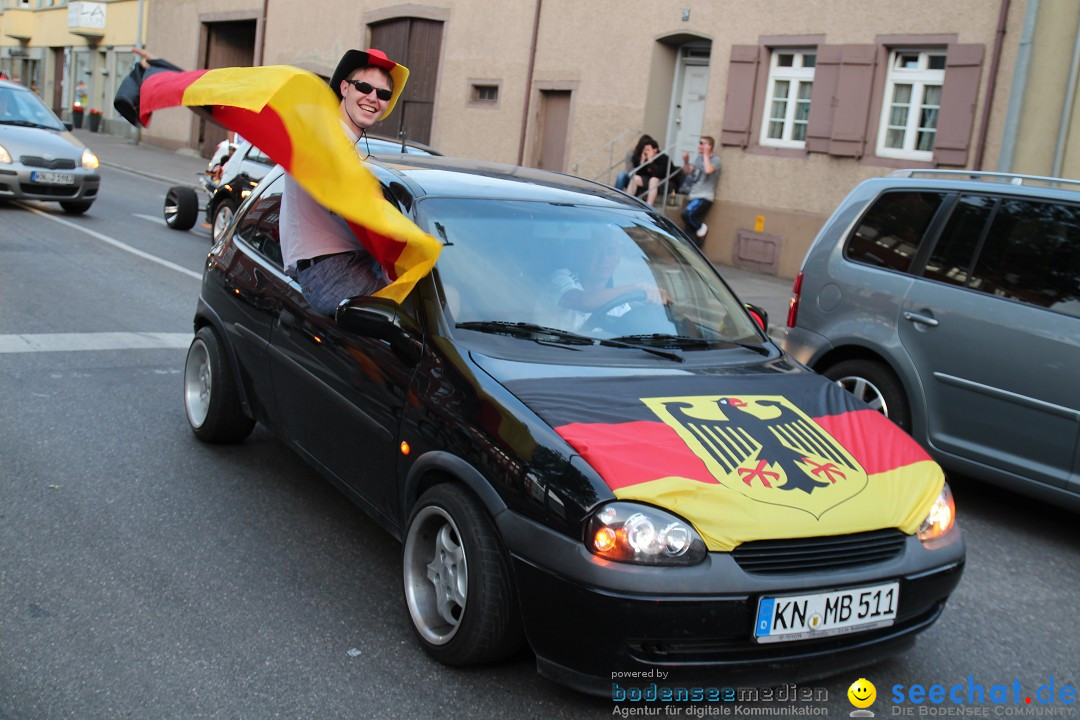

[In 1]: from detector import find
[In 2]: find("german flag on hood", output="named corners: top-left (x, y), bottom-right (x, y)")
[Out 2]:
top-left (504, 372), bottom-right (943, 552)
top-left (113, 59), bottom-right (440, 303)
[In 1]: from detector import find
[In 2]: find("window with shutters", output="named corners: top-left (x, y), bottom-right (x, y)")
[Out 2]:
top-left (876, 50), bottom-right (946, 160)
top-left (722, 40), bottom-right (982, 166)
top-left (759, 49), bottom-right (816, 148)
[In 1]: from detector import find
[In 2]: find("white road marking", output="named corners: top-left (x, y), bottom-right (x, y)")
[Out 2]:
top-left (23, 205), bottom-right (202, 280)
top-left (0, 332), bottom-right (191, 354)
top-left (133, 213), bottom-right (167, 226)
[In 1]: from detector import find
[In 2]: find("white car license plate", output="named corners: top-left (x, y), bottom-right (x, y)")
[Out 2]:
top-left (30, 171), bottom-right (76, 185)
top-left (754, 582), bottom-right (899, 643)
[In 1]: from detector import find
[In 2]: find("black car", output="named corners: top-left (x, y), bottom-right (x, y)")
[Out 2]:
top-left (182, 155), bottom-right (964, 695)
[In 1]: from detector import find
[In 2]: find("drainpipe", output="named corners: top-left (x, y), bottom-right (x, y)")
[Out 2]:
top-left (1052, 11), bottom-right (1080, 178)
top-left (257, 0), bottom-right (269, 66)
top-left (517, 0), bottom-right (542, 166)
top-left (133, 0), bottom-right (144, 144)
top-left (998, 0), bottom-right (1039, 173)
top-left (973, 0), bottom-right (1010, 170)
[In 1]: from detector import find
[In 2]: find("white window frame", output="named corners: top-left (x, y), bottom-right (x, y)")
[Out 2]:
top-left (759, 48), bottom-right (816, 149)
top-left (876, 49), bottom-right (946, 161)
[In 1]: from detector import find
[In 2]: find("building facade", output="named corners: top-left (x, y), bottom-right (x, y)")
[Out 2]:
top-left (0, 0), bottom-right (146, 135)
top-left (7, 0), bottom-right (1079, 277)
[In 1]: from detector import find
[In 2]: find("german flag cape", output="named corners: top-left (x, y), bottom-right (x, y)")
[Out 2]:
top-left (505, 373), bottom-right (943, 551)
top-left (114, 60), bottom-right (440, 303)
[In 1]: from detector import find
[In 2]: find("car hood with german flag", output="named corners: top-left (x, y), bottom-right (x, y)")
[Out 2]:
top-left (487, 361), bottom-right (943, 552)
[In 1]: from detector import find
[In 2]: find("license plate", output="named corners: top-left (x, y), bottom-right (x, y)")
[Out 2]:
top-left (30, 171), bottom-right (76, 185)
top-left (753, 582), bottom-right (899, 643)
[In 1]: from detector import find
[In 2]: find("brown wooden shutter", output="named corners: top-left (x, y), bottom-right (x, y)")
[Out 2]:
top-left (720, 45), bottom-right (761, 148)
top-left (934, 44), bottom-right (984, 167)
top-left (829, 45), bottom-right (877, 157)
top-left (805, 45), bottom-right (841, 154)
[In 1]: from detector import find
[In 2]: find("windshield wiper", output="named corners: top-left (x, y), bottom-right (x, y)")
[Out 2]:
top-left (608, 333), bottom-right (773, 356)
top-left (0, 119), bottom-right (57, 130)
top-left (456, 321), bottom-right (593, 344)
top-left (455, 321), bottom-right (683, 362)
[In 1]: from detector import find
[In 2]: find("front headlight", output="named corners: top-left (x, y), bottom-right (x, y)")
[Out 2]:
top-left (81, 148), bottom-right (99, 170)
top-left (0, 144), bottom-right (11, 164)
top-left (587, 501), bottom-right (707, 565)
top-left (917, 483), bottom-right (956, 545)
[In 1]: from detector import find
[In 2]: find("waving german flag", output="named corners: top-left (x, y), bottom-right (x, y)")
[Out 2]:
top-left (114, 60), bottom-right (440, 303)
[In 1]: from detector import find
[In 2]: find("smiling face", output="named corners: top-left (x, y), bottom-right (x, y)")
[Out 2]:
top-left (847, 678), bottom-right (877, 709)
top-left (339, 66), bottom-right (393, 136)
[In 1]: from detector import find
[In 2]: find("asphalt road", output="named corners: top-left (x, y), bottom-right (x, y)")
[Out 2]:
top-left (1, 162), bottom-right (1078, 720)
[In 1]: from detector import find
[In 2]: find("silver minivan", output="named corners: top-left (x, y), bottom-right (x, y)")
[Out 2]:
top-left (780, 170), bottom-right (1080, 511)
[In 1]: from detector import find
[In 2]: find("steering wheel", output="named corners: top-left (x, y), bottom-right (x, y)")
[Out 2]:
top-left (584, 289), bottom-right (649, 332)
top-left (591, 289), bottom-right (647, 317)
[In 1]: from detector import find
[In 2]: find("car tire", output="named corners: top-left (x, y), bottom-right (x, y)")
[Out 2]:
top-left (824, 358), bottom-right (911, 433)
top-left (403, 484), bottom-right (523, 666)
top-left (183, 326), bottom-right (255, 443)
top-left (212, 199), bottom-right (237, 241)
top-left (59, 200), bottom-right (93, 214)
top-left (164, 186), bottom-right (199, 230)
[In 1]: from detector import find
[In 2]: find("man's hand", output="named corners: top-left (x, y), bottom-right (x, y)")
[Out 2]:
top-left (637, 283), bottom-right (673, 306)
top-left (133, 48), bottom-right (157, 70)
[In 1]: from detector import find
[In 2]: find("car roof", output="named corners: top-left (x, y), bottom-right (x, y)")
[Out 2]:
top-left (365, 154), bottom-right (643, 208)
top-left (855, 169), bottom-right (1080, 203)
top-left (362, 134), bottom-right (441, 156)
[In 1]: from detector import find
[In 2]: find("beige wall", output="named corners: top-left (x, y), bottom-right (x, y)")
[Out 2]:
top-left (128, 0), bottom-right (1079, 276)
top-left (1010, 0), bottom-right (1080, 177)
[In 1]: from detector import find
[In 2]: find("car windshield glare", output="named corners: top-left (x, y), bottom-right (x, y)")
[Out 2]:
top-left (0, 87), bottom-right (66, 131)
top-left (421, 199), bottom-right (759, 343)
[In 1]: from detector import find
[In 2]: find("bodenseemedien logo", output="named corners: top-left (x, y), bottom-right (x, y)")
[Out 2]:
top-left (849, 678), bottom-right (878, 717)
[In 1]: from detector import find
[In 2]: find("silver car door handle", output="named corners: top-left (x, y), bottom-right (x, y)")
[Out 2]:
top-left (903, 311), bottom-right (939, 327)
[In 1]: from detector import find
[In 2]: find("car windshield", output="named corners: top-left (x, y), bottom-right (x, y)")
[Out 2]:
top-left (0, 86), bottom-right (66, 131)
top-left (421, 198), bottom-right (760, 344)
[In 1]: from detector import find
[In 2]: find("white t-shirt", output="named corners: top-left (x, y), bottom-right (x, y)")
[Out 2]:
top-left (280, 121), bottom-right (368, 272)
top-left (535, 268), bottom-right (590, 332)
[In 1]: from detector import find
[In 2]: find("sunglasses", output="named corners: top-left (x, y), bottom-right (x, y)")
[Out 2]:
top-left (346, 80), bottom-right (393, 102)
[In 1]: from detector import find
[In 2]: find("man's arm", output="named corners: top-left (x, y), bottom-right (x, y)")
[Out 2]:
top-left (702, 153), bottom-right (716, 176)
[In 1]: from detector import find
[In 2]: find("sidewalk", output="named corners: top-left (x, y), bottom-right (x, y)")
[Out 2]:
top-left (76, 128), bottom-right (794, 331)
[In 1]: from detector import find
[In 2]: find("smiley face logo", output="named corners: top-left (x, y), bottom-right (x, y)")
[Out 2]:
top-left (848, 678), bottom-right (877, 709)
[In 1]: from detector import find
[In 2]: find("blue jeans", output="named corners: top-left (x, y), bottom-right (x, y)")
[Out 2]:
top-left (682, 198), bottom-right (713, 245)
top-left (296, 251), bottom-right (386, 315)
top-left (615, 172), bottom-right (630, 191)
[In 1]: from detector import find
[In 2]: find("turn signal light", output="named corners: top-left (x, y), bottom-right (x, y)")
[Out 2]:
top-left (593, 526), bottom-right (617, 553)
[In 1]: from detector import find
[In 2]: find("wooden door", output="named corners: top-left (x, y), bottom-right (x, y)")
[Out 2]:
top-left (534, 90), bottom-right (571, 171)
top-left (200, 21), bottom-right (256, 157)
top-left (369, 18), bottom-right (443, 145)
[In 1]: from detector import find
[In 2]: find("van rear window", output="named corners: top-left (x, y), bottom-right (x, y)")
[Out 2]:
top-left (845, 192), bottom-right (946, 273)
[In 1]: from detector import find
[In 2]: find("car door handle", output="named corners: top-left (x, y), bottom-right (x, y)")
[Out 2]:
top-left (903, 311), bottom-right (939, 327)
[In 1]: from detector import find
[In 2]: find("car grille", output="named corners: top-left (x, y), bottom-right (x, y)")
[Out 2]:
top-left (20, 183), bottom-right (79, 198)
top-left (20, 156), bottom-right (77, 170)
top-left (732, 529), bottom-right (907, 574)
top-left (627, 603), bottom-right (943, 664)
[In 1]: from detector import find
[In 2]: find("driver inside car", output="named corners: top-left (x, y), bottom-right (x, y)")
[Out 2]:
top-left (535, 228), bottom-right (671, 334)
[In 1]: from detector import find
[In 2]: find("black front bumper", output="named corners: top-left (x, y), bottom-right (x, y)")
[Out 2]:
top-left (497, 511), bottom-right (965, 697)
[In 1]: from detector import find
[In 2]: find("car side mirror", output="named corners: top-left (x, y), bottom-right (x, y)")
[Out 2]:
top-left (745, 303), bottom-right (768, 332)
top-left (337, 296), bottom-right (423, 363)
top-left (64, 121), bottom-right (74, 131)
top-left (337, 296), bottom-right (399, 338)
